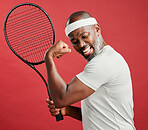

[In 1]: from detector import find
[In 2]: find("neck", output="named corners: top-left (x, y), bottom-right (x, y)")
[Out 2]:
top-left (98, 34), bottom-right (108, 50)
top-left (103, 41), bottom-right (108, 46)
top-left (101, 41), bottom-right (107, 49)
top-left (94, 34), bottom-right (106, 55)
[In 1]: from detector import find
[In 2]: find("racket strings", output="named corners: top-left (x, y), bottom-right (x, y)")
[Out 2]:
top-left (6, 22), bottom-right (52, 38)
top-left (13, 34), bottom-right (52, 62)
top-left (17, 42), bottom-right (51, 58)
top-left (13, 33), bottom-right (52, 61)
top-left (6, 5), bottom-right (54, 63)
top-left (7, 11), bottom-right (47, 30)
top-left (6, 8), bottom-right (52, 38)
top-left (7, 29), bottom-right (53, 48)
top-left (7, 17), bottom-right (53, 39)
top-left (7, 28), bottom-right (53, 45)
top-left (9, 37), bottom-right (52, 57)
top-left (8, 7), bottom-right (36, 20)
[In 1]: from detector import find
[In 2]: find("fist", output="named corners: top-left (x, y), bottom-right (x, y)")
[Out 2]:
top-left (45, 40), bottom-right (71, 59)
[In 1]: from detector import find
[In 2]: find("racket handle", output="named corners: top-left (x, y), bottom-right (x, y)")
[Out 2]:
top-left (56, 110), bottom-right (64, 121)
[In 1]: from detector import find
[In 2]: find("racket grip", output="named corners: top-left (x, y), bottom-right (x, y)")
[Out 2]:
top-left (56, 110), bottom-right (64, 121)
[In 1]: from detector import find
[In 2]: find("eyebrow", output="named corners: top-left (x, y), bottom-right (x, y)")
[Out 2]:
top-left (80, 32), bottom-right (88, 36)
top-left (70, 32), bottom-right (88, 41)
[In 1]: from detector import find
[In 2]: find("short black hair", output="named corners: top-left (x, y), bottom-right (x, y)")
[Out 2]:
top-left (66, 11), bottom-right (92, 26)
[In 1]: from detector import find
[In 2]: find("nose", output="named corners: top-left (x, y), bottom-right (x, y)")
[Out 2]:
top-left (79, 39), bottom-right (85, 48)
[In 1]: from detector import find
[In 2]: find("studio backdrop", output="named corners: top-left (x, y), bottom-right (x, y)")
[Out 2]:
top-left (0, 0), bottom-right (147, 130)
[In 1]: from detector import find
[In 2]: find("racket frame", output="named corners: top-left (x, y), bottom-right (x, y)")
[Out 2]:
top-left (4, 3), bottom-right (55, 65)
top-left (4, 3), bottom-right (63, 122)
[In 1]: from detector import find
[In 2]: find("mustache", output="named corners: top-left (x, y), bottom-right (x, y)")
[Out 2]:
top-left (80, 45), bottom-right (88, 52)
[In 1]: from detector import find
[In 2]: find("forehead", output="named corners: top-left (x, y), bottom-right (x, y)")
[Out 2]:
top-left (68, 25), bottom-right (94, 39)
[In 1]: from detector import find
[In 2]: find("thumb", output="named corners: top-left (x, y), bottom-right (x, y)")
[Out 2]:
top-left (61, 48), bottom-right (71, 54)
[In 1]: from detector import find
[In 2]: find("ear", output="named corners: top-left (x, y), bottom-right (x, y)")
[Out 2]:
top-left (94, 24), bottom-right (101, 36)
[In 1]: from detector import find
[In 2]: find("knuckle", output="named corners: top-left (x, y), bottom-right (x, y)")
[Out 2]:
top-left (57, 40), bottom-right (63, 45)
top-left (49, 101), bottom-right (53, 105)
top-left (48, 104), bottom-right (54, 109)
top-left (50, 101), bottom-right (54, 104)
top-left (56, 111), bottom-right (59, 115)
top-left (50, 109), bottom-right (55, 113)
top-left (59, 40), bottom-right (63, 43)
top-left (51, 113), bottom-right (55, 116)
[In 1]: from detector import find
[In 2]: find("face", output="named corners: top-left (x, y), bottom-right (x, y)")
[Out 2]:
top-left (68, 25), bottom-right (101, 61)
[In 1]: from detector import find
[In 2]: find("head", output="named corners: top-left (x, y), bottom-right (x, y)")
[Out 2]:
top-left (65, 11), bottom-right (105, 61)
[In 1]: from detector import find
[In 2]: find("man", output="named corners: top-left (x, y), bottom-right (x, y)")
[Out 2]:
top-left (45, 11), bottom-right (135, 130)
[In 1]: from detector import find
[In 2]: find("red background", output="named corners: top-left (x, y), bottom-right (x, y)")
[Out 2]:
top-left (0, 0), bottom-right (147, 129)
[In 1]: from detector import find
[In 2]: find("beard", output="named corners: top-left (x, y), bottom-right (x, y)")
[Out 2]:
top-left (94, 34), bottom-right (104, 55)
top-left (80, 43), bottom-right (94, 61)
top-left (81, 34), bottom-right (104, 61)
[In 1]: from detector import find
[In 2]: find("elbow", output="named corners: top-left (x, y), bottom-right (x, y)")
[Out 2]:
top-left (54, 103), bottom-right (65, 108)
top-left (53, 98), bottom-right (68, 108)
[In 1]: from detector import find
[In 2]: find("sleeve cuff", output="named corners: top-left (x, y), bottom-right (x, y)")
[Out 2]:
top-left (76, 73), bottom-right (98, 91)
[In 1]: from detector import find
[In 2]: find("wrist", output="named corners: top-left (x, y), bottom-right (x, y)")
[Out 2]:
top-left (65, 106), bottom-right (71, 116)
top-left (44, 50), bottom-right (54, 61)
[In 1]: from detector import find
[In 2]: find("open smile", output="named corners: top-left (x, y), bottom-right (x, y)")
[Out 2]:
top-left (82, 46), bottom-right (93, 56)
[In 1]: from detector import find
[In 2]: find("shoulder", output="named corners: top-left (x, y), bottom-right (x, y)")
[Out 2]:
top-left (84, 45), bottom-right (118, 72)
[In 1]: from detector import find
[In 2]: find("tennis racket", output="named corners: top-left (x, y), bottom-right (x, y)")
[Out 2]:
top-left (4, 3), bottom-right (63, 122)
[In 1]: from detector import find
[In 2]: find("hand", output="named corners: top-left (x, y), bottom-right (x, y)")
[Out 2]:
top-left (46, 99), bottom-right (67, 116)
top-left (45, 40), bottom-right (71, 59)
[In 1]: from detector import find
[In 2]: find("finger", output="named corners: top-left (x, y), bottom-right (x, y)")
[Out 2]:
top-left (56, 40), bottom-right (67, 48)
top-left (58, 40), bottom-right (70, 51)
top-left (56, 48), bottom-right (71, 58)
top-left (61, 48), bottom-right (71, 54)
top-left (48, 104), bottom-right (55, 109)
top-left (46, 99), bottom-right (50, 103)
top-left (49, 100), bottom-right (54, 105)
top-left (62, 42), bottom-right (69, 48)
top-left (51, 111), bottom-right (60, 116)
top-left (50, 108), bottom-right (60, 113)
top-left (56, 54), bottom-right (62, 58)
top-left (58, 40), bottom-right (68, 46)
top-left (46, 99), bottom-right (54, 105)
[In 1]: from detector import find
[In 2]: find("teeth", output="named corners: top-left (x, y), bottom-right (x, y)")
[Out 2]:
top-left (83, 46), bottom-right (90, 53)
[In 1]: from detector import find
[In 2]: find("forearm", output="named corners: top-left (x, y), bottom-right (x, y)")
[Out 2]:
top-left (44, 41), bottom-right (94, 108)
top-left (66, 106), bottom-right (82, 121)
top-left (45, 56), bottom-right (67, 107)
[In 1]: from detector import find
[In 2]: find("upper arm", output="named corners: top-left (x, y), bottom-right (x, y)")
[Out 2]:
top-left (60, 76), bottom-right (95, 107)
top-left (57, 56), bottom-right (115, 108)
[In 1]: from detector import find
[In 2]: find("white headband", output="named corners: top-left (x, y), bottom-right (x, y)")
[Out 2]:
top-left (65, 17), bottom-right (97, 36)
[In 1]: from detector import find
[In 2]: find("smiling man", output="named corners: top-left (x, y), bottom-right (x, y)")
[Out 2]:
top-left (45, 11), bottom-right (135, 130)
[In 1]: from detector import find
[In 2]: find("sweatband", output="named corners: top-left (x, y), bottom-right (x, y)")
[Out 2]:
top-left (65, 17), bottom-right (97, 36)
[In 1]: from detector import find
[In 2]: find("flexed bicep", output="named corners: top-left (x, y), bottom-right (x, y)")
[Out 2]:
top-left (59, 77), bottom-right (95, 107)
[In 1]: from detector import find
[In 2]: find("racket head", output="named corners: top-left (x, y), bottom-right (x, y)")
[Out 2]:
top-left (4, 3), bottom-right (55, 65)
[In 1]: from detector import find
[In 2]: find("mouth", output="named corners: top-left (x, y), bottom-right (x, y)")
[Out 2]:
top-left (82, 46), bottom-right (93, 56)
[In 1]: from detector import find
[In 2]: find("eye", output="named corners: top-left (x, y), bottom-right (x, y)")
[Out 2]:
top-left (81, 33), bottom-right (89, 39)
top-left (72, 40), bottom-right (79, 46)
top-left (82, 35), bottom-right (87, 39)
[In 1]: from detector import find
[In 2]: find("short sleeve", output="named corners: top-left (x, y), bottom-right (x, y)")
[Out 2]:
top-left (76, 55), bottom-right (116, 91)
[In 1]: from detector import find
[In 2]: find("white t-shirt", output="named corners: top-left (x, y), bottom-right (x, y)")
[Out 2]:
top-left (76, 45), bottom-right (135, 130)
